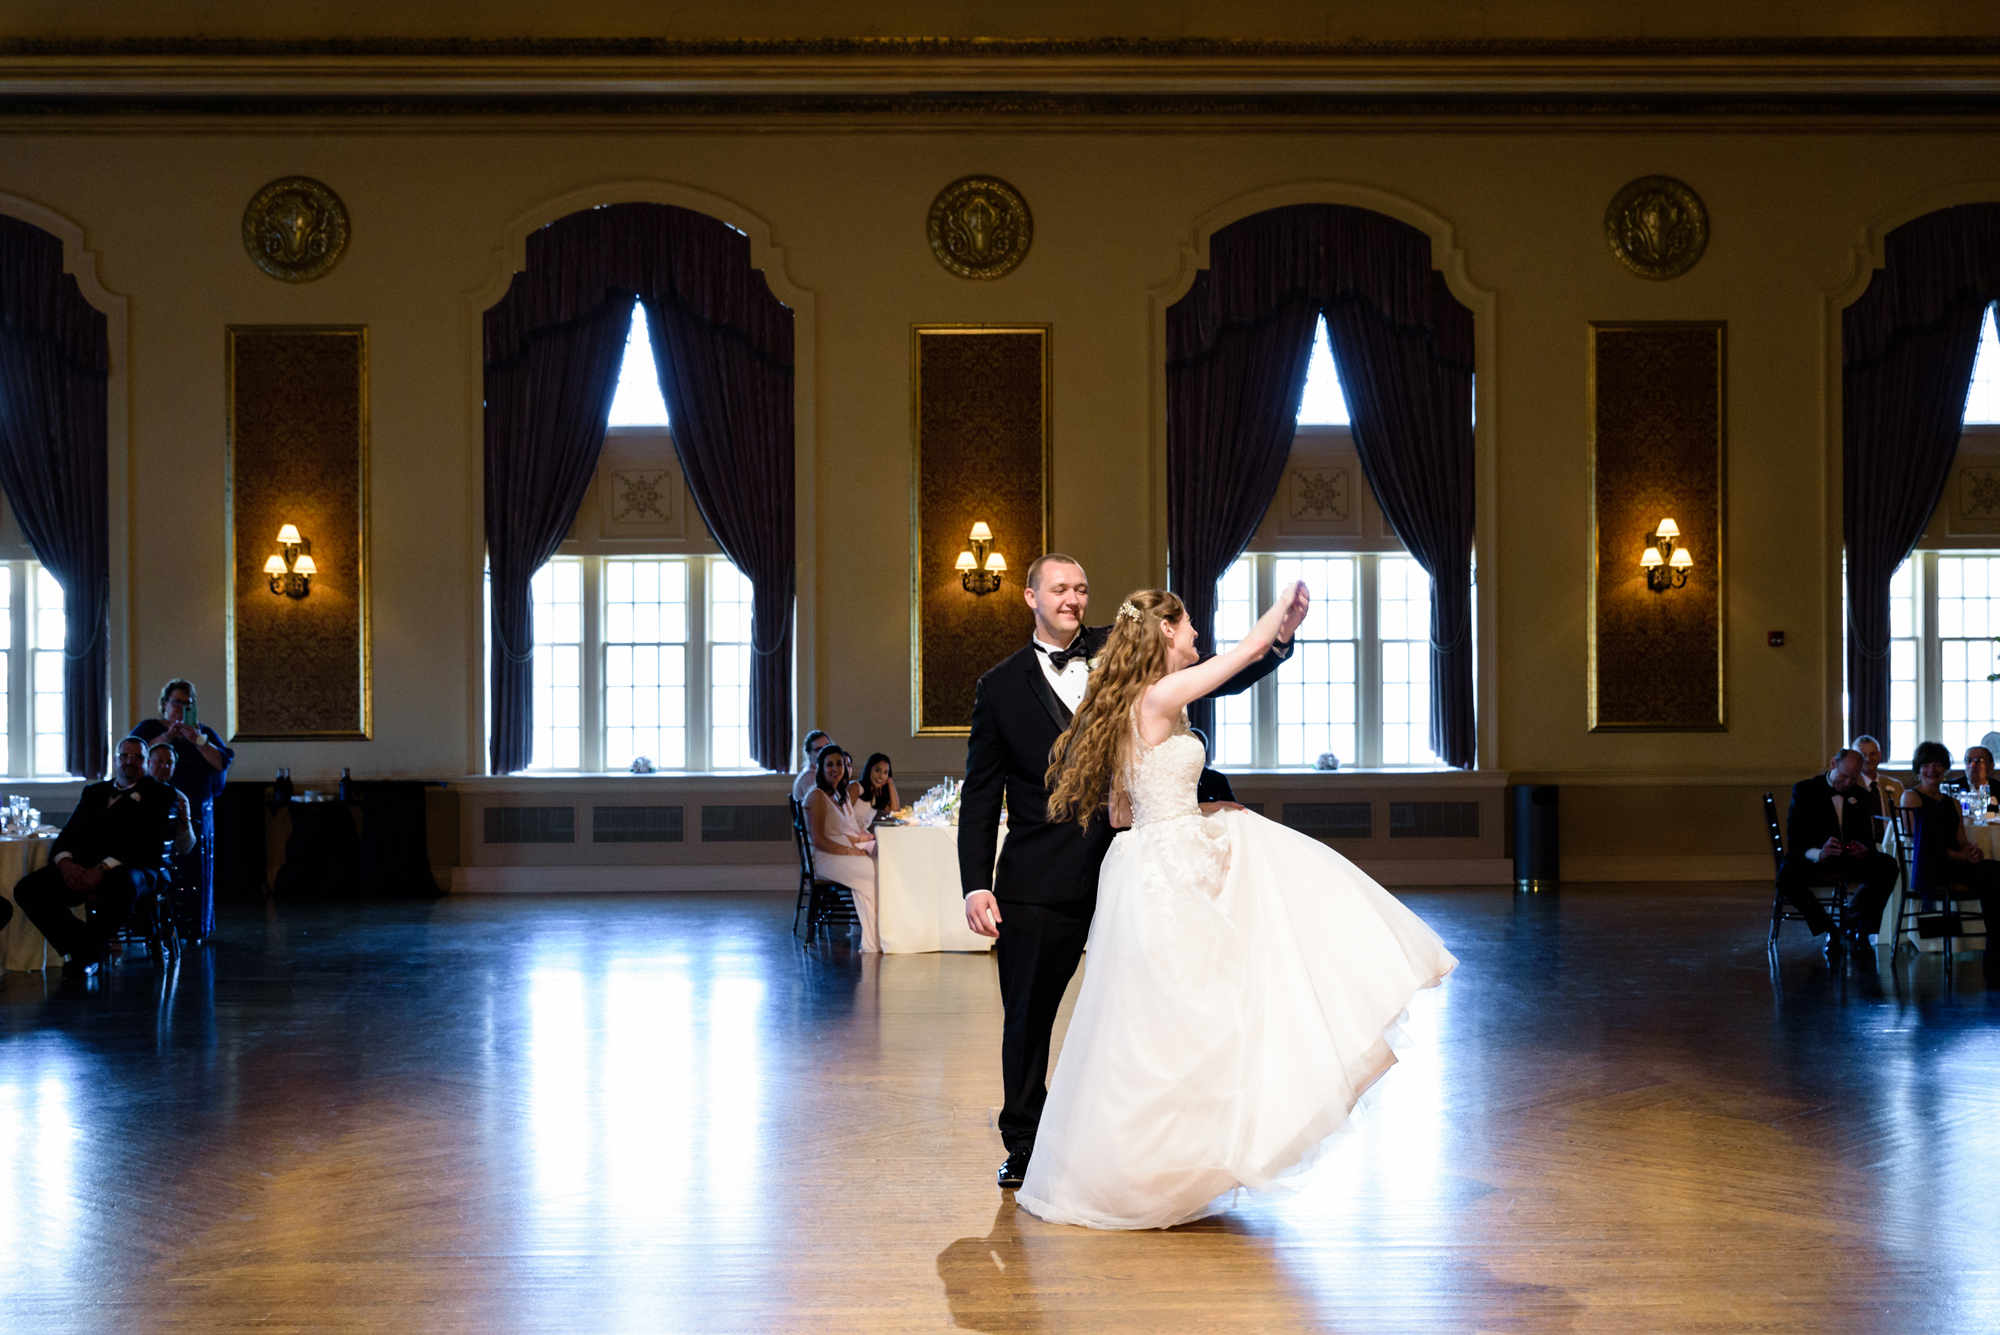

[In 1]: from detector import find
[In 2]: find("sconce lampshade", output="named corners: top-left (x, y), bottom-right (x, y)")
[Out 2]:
top-left (293, 554), bottom-right (318, 576)
top-left (968, 522), bottom-right (993, 542)
top-left (276, 523), bottom-right (302, 545)
top-left (985, 552), bottom-right (1007, 573)
top-left (1640, 547), bottom-right (1663, 569)
top-left (263, 555), bottom-right (287, 575)
top-left (1669, 547), bottom-right (1693, 570)
top-left (1654, 517), bottom-right (1680, 539)
top-left (955, 551), bottom-right (977, 571)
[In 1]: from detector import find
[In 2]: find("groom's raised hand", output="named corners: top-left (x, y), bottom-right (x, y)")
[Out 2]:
top-left (965, 889), bottom-right (1002, 938)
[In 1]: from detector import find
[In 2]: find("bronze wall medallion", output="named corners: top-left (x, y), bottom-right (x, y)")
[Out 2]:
top-left (242, 176), bottom-right (350, 283)
top-left (926, 176), bottom-right (1033, 281)
top-left (1603, 176), bottom-right (1708, 281)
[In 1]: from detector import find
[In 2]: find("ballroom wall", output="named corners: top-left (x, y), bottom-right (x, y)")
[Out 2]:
top-left (2, 109), bottom-right (1993, 875)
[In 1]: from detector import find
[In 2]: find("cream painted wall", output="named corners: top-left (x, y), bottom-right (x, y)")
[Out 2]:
top-left (0, 121), bottom-right (1991, 794)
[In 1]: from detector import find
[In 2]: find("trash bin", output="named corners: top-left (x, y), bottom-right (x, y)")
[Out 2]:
top-left (1512, 784), bottom-right (1559, 891)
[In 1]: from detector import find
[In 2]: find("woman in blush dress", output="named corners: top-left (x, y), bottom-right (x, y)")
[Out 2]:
top-left (855, 752), bottom-right (900, 824)
top-left (128, 678), bottom-right (234, 944)
top-left (1014, 585), bottom-right (1457, 1231)
top-left (803, 744), bottom-right (881, 952)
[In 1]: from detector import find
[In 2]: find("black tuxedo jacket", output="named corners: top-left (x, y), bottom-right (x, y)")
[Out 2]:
top-left (1783, 774), bottom-right (1879, 863)
top-left (958, 626), bottom-right (1290, 906)
top-left (53, 776), bottom-right (177, 874)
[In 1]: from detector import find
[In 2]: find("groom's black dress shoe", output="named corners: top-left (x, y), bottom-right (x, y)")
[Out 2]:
top-left (997, 1151), bottom-right (1030, 1189)
top-left (62, 955), bottom-right (99, 980)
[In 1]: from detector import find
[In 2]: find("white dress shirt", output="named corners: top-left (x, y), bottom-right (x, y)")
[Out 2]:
top-left (1034, 635), bottom-right (1090, 713)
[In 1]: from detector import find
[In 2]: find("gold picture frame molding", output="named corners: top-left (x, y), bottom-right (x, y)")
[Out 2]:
top-left (910, 324), bottom-right (1053, 738)
top-left (224, 325), bottom-right (374, 742)
top-left (1585, 320), bottom-right (1727, 732)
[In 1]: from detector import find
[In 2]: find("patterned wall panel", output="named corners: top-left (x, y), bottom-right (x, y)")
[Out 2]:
top-left (1587, 322), bottom-right (1726, 731)
top-left (912, 326), bottom-right (1050, 735)
top-left (227, 327), bottom-right (370, 739)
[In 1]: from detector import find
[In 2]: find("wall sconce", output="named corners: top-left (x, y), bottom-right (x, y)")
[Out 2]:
top-left (266, 523), bottom-right (316, 599)
top-left (1639, 517), bottom-right (1692, 592)
top-left (956, 521), bottom-right (1007, 596)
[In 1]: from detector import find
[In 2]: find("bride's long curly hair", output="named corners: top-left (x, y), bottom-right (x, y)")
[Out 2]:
top-left (1045, 589), bottom-right (1184, 829)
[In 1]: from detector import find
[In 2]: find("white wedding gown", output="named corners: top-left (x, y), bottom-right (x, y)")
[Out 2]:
top-left (1014, 716), bottom-right (1458, 1231)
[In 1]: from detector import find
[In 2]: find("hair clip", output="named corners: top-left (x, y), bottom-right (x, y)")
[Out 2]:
top-left (1117, 601), bottom-right (1142, 622)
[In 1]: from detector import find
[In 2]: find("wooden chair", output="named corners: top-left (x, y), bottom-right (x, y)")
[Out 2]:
top-left (1764, 791), bottom-right (1847, 950)
top-left (1900, 810), bottom-right (1991, 972)
top-left (107, 845), bottom-right (179, 966)
top-left (790, 796), bottom-right (857, 945)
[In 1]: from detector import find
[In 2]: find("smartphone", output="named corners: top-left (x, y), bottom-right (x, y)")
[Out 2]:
top-left (183, 699), bottom-right (198, 732)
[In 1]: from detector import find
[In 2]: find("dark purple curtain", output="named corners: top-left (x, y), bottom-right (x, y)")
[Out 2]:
top-left (0, 214), bottom-right (109, 779)
top-left (1843, 204), bottom-right (2000, 744)
top-left (1327, 266), bottom-right (1476, 768)
top-left (484, 203), bottom-right (796, 774)
top-left (1165, 204), bottom-right (1476, 766)
top-left (643, 278), bottom-right (794, 771)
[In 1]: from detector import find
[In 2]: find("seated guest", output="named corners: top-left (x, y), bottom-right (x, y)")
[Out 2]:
top-left (802, 744), bottom-right (880, 952)
top-left (1852, 734), bottom-right (1904, 820)
top-left (129, 678), bottom-right (234, 943)
top-left (791, 729), bottom-right (834, 803)
top-left (13, 737), bottom-right (177, 978)
top-left (146, 742), bottom-right (198, 858)
top-left (1778, 748), bottom-right (1899, 957)
top-left (1965, 746), bottom-right (1998, 816)
top-left (1901, 741), bottom-right (2000, 978)
top-left (855, 752), bottom-right (900, 823)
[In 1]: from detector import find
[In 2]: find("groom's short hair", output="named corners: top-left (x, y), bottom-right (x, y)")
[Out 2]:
top-left (1025, 553), bottom-right (1084, 590)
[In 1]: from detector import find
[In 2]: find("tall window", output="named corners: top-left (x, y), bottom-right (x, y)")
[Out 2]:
top-left (524, 555), bottom-right (749, 773)
top-left (1212, 553), bottom-right (1442, 770)
top-left (1296, 316), bottom-right (1351, 426)
top-left (0, 561), bottom-right (67, 777)
top-left (505, 299), bottom-right (759, 773)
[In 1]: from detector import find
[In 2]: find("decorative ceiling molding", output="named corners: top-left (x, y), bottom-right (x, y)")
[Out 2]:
top-left (8, 36), bottom-right (2000, 115)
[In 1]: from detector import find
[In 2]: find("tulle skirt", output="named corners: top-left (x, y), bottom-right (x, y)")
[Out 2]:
top-left (1015, 808), bottom-right (1456, 1230)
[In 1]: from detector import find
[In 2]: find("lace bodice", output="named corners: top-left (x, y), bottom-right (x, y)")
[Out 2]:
top-left (1123, 714), bottom-right (1207, 827)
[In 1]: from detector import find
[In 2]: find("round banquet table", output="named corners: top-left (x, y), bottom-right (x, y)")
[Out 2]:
top-left (1878, 816), bottom-right (1990, 953)
top-left (0, 834), bottom-right (64, 971)
top-left (873, 823), bottom-right (1000, 954)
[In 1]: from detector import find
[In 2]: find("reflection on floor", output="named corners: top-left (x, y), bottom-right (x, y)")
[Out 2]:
top-left (1, 886), bottom-right (1996, 1332)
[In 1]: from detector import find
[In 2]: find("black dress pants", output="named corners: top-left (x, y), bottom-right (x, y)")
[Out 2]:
top-left (1778, 851), bottom-right (1899, 936)
top-left (993, 895), bottom-right (1094, 1157)
top-left (13, 862), bottom-right (155, 960)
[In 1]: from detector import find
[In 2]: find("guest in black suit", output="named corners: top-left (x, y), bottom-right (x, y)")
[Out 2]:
top-left (1778, 748), bottom-right (1899, 955)
top-left (14, 737), bottom-right (177, 978)
top-left (1188, 727), bottom-right (1242, 807)
top-left (959, 553), bottom-right (1309, 1188)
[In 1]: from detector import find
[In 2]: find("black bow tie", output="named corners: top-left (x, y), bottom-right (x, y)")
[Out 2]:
top-left (1040, 639), bottom-right (1088, 671)
top-left (1038, 640), bottom-right (1087, 672)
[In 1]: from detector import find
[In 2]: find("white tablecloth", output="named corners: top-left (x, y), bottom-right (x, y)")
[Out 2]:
top-left (0, 835), bottom-right (61, 970)
top-left (1879, 818), bottom-right (1989, 952)
top-left (875, 824), bottom-right (999, 954)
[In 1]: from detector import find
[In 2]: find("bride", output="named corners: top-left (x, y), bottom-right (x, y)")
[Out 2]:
top-left (1014, 584), bottom-right (1458, 1231)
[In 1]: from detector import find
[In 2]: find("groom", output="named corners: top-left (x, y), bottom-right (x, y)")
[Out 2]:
top-left (959, 552), bottom-right (1309, 1188)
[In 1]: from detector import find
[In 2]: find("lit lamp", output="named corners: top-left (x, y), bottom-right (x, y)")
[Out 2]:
top-left (957, 521), bottom-right (1006, 596)
top-left (1641, 517), bottom-right (1692, 592)
top-left (266, 523), bottom-right (315, 599)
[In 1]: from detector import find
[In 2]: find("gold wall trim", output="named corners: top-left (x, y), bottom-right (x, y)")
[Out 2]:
top-left (11, 37), bottom-right (2000, 115)
top-left (225, 325), bottom-right (372, 742)
top-left (911, 325), bottom-right (1051, 737)
top-left (1586, 321), bottom-right (1726, 733)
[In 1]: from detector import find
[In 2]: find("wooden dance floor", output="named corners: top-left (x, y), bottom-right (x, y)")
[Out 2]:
top-left (2, 885), bottom-right (1996, 1332)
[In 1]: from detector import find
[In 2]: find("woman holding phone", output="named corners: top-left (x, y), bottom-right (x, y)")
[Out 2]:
top-left (128, 678), bottom-right (234, 943)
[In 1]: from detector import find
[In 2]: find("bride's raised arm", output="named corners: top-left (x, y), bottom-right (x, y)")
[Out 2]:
top-left (1140, 582), bottom-right (1309, 728)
